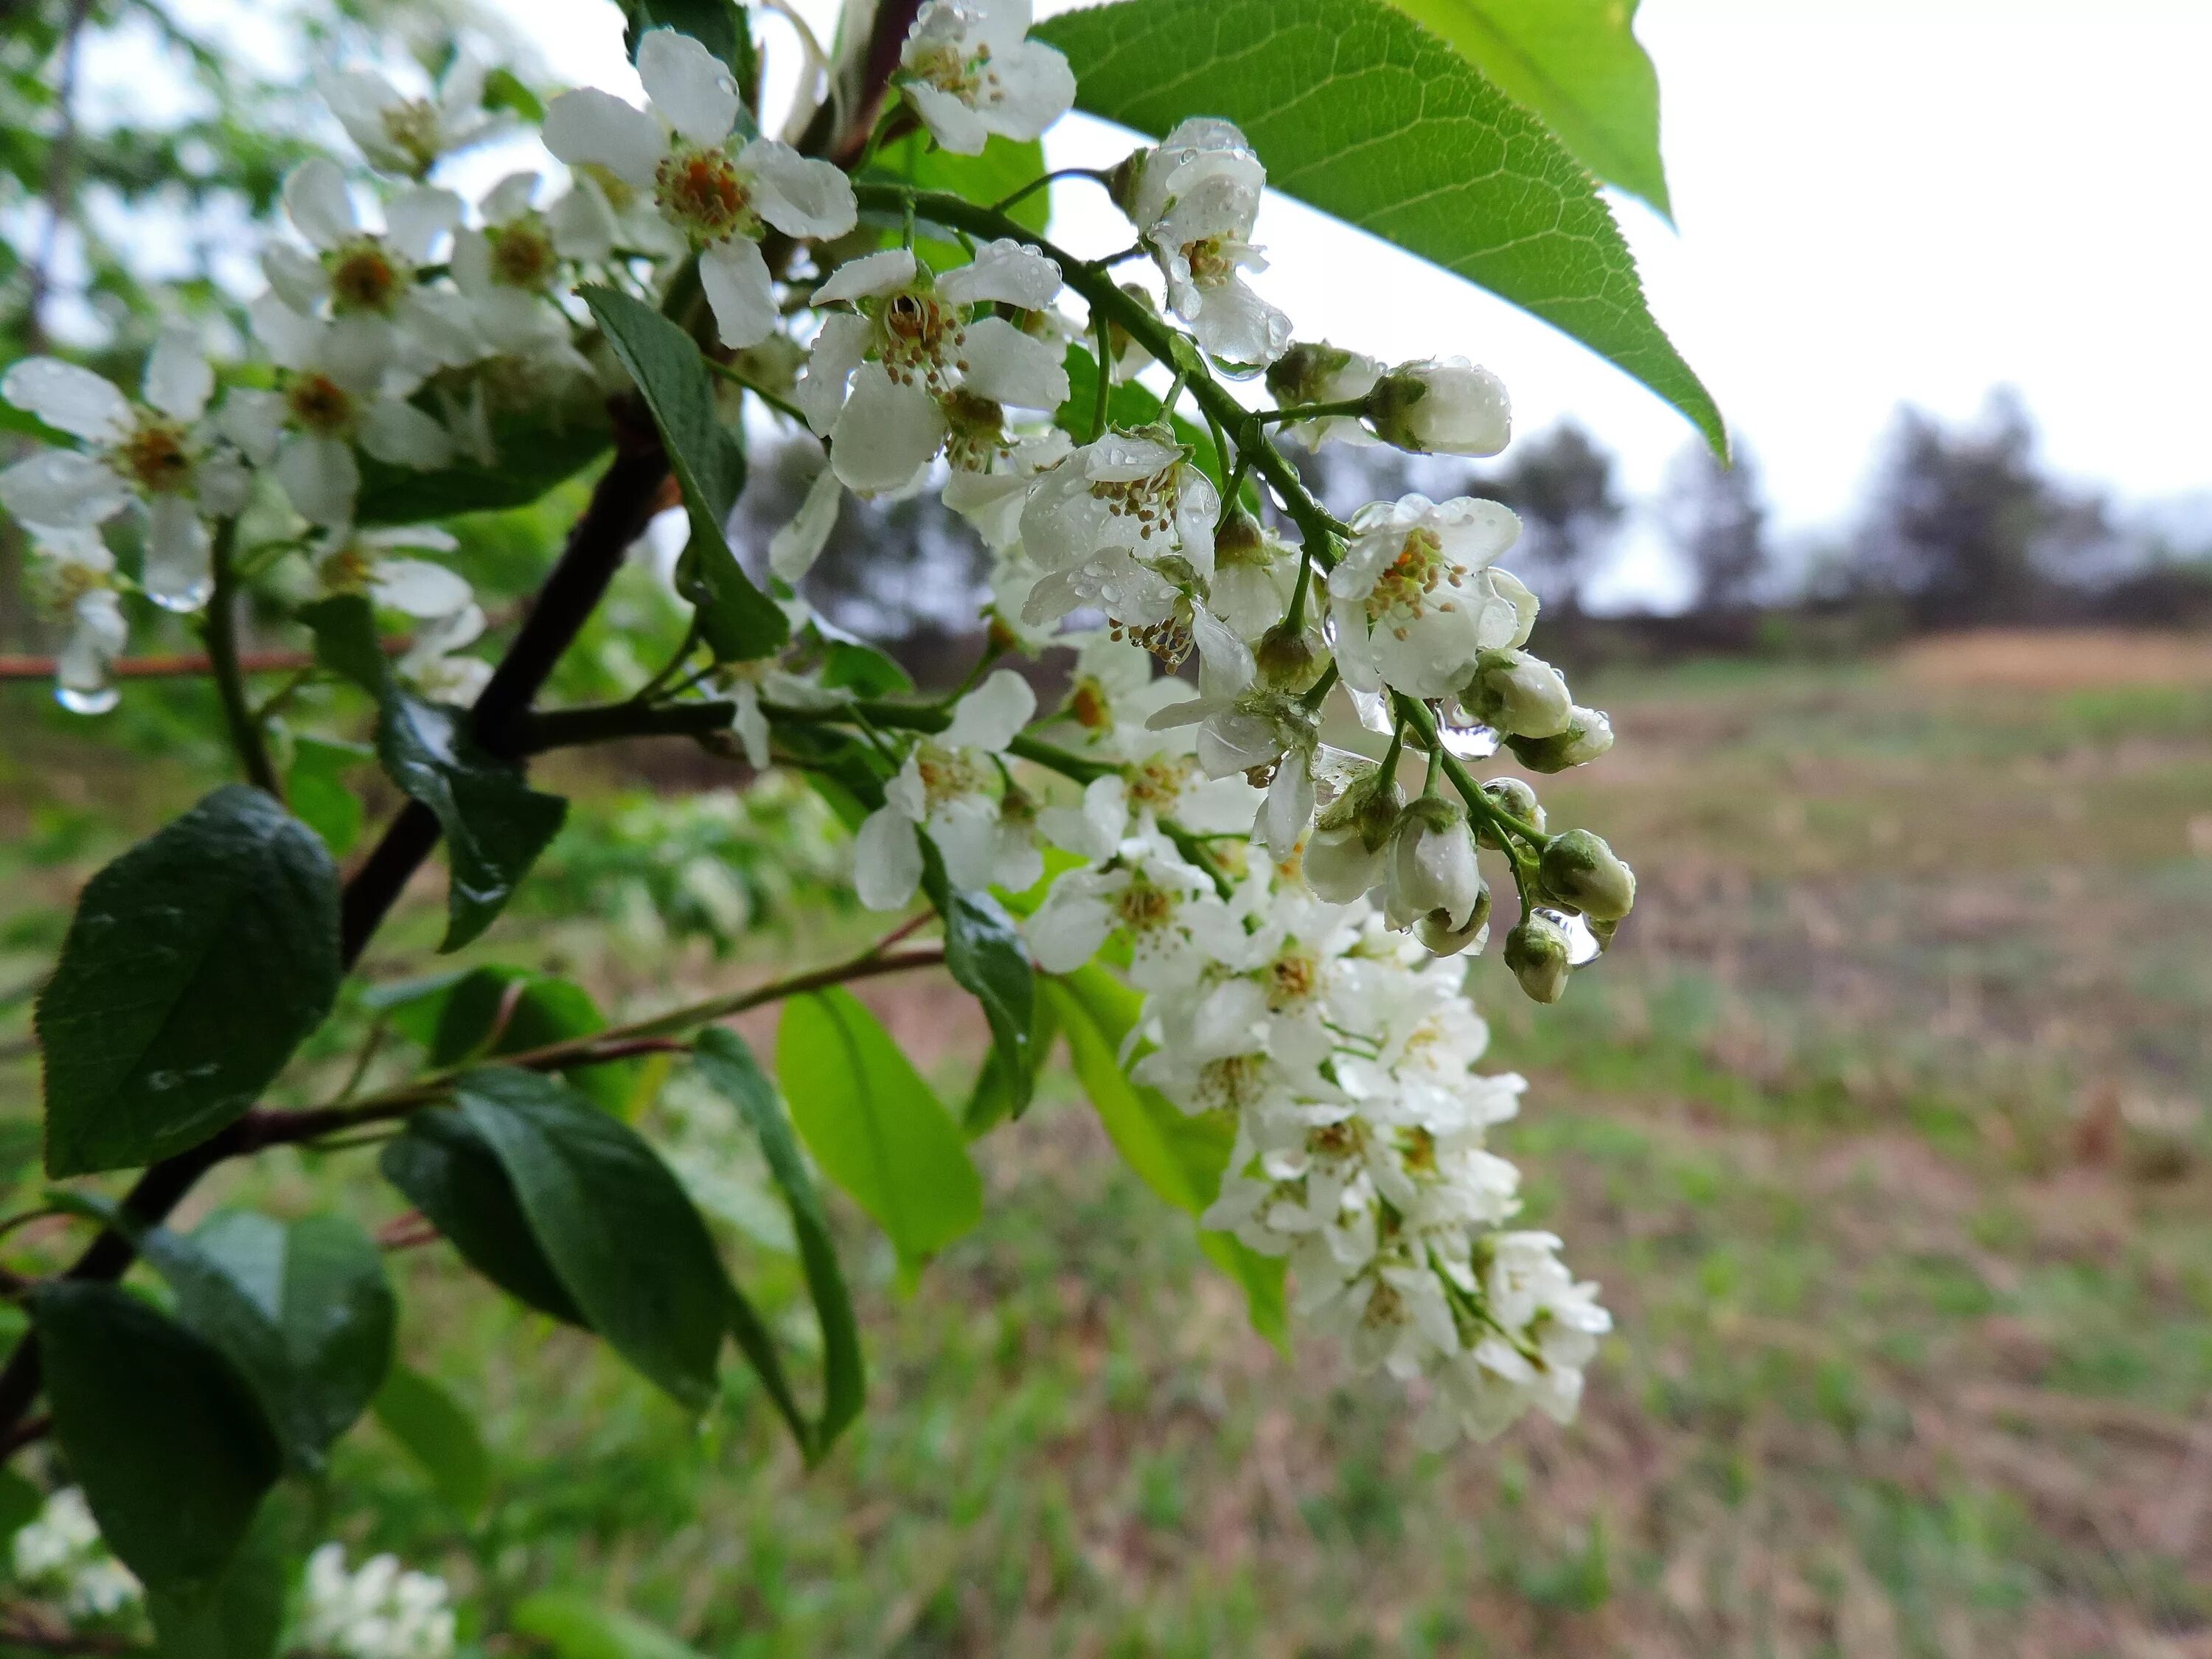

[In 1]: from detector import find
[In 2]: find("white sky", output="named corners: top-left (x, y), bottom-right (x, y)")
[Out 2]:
top-left (81, 0), bottom-right (2212, 602)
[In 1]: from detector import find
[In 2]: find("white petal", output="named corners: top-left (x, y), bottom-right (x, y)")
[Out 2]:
top-left (193, 451), bottom-right (251, 518)
top-left (938, 240), bottom-right (1062, 310)
top-left (216, 389), bottom-right (285, 467)
top-left (1, 359), bottom-right (131, 443)
top-left (1189, 275), bottom-right (1292, 367)
top-left (542, 88), bottom-right (665, 189)
top-left (943, 667), bottom-right (1035, 752)
top-left (369, 557), bottom-right (473, 618)
top-left (731, 682), bottom-right (771, 769)
top-left (852, 807), bottom-right (924, 910)
top-left (262, 243), bottom-right (330, 313)
top-left (283, 157), bottom-right (358, 249)
top-left (247, 294), bottom-right (323, 372)
top-left (1026, 886), bottom-right (1113, 973)
top-left (360, 397), bottom-right (455, 469)
top-left (740, 139), bottom-right (858, 240)
top-left (931, 797), bottom-right (1004, 891)
top-left (828, 366), bottom-right (947, 494)
top-left (795, 313), bottom-right (871, 434)
top-left (549, 178), bottom-right (620, 262)
top-left (959, 317), bottom-right (1068, 410)
top-left (0, 450), bottom-right (128, 529)
top-left (637, 28), bottom-right (740, 145)
top-left (768, 464), bottom-right (843, 582)
top-left (142, 494), bottom-right (212, 612)
top-left (385, 186), bottom-right (462, 265)
top-left (698, 236), bottom-right (778, 349)
top-left (481, 170), bottom-right (540, 225)
top-left (276, 434), bottom-right (361, 525)
top-left (979, 41), bottom-right (1075, 143)
top-left (142, 323), bottom-right (214, 422)
top-left (906, 83), bottom-right (989, 156)
top-left (813, 248), bottom-right (916, 305)
top-left (1262, 757), bottom-right (1316, 861)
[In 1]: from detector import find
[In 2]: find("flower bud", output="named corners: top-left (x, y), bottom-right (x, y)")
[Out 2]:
top-left (1301, 767), bottom-right (1402, 903)
top-left (1504, 707), bottom-right (1615, 774)
top-left (1254, 620), bottom-right (1326, 692)
top-left (1416, 877), bottom-right (1492, 957)
top-left (1460, 648), bottom-right (1572, 740)
top-left (1385, 796), bottom-right (1483, 931)
top-left (1505, 914), bottom-right (1572, 1004)
top-left (1537, 829), bottom-right (1636, 922)
top-left (1363, 358), bottom-right (1511, 456)
top-left (1473, 777), bottom-right (1545, 849)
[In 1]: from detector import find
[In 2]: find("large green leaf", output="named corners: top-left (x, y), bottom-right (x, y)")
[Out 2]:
top-left (146, 1498), bottom-right (290, 1659)
top-left (692, 1029), bottom-right (865, 1459)
top-left (1037, 0), bottom-right (1722, 453)
top-left (580, 285), bottom-right (787, 662)
top-left (456, 1068), bottom-right (733, 1410)
top-left (1046, 969), bottom-right (1287, 1347)
top-left (378, 964), bottom-right (636, 1115)
top-left (32, 1281), bottom-right (282, 1591)
top-left (512, 1590), bottom-right (706, 1659)
top-left (299, 594), bottom-right (568, 952)
top-left (918, 844), bottom-right (1037, 1120)
top-left (372, 1364), bottom-right (492, 1517)
top-left (354, 398), bottom-right (610, 526)
top-left (1388, 0), bottom-right (1671, 220)
top-left (775, 990), bottom-right (982, 1277)
top-left (380, 1108), bottom-right (586, 1324)
top-left (37, 785), bottom-right (340, 1177)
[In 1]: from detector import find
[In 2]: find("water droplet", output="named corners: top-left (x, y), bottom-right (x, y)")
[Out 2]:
top-left (145, 580), bottom-right (213, 613)
top-left (56, 683), bottom-right (119, 716)
top-left (1439, 721), bottom-right (1498, 760)
top-left (1557, 911), bottom-right (1601, 966)
top-left (1347, 686), bottom-right (1391, 734)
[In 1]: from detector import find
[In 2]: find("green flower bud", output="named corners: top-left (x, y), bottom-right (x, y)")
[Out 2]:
top-left (1504, 706), bottom-right (1615, 774)
top-left (1504, 914), bottom-right (1572, 1004)
top-left (1254, 620), bottom-right (1326, 692)
top-left (1460, 648), bottom-right (1573, 740)
top-left (1416, 878), bottom-right (1492, 957)
top-left (1474, 777), bottom-right (1545, 849)
top-left (1266, 341), bottom-right (1362, 408)
top-left (1537, 828), bottom-right (1636, 922)
top-left (1302, 767), bottom-right (1402, 904)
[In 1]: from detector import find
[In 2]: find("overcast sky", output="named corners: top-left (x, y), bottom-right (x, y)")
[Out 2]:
top-left (100, 0), bottom-right (2212, 602)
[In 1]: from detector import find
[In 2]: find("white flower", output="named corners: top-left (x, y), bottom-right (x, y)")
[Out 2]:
top-left (897, 0), bottom-right (1076, 156)
top-left (1327, 494), bottom-right (1534, 700)
top-left (449, 173), bottom-right (593, 372)
top-left (303, 1543), bottom-right (457, 1659)
top-left (797, 244), bottom-right (1068, 494)
top-left (1299, 765), bottom-right (1399, 905)
top-left (1027, 835), bottom-right (1239, 990)
top-left (1366, 358), bottom-right (1511, 458)
top-left (0, 323), bottom-right (248, 611)
top-left (10, 1488), bottom-right (142, 1620)
top-left (543, 30), bottom-right (856, 349)
top-left (1382, 797), bottom-right (1483, 933)
top-left (271, 158), bottom-right (479, 372)
top-left (1121, 119), bottom-right (1290, 366)
top-left (1266, 341), bottom-right (1384, 448)
top-left (942, 428), bottom-right (1070, 553)
top-left (1018, 428), bottom-right (1218, 639)
top-left (397, 602), bottom-right (493, 705)
top-left (319, 52), bottom-right (498, 179)
top-left (316, 524), bottom-right (473, 619)
top-left (853, 668), bottom-right (1039, 909)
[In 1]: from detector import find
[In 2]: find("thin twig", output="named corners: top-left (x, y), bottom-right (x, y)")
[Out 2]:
top-left (21, 0), bottom-right (96, 352)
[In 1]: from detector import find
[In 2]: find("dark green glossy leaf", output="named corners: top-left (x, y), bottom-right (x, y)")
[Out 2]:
top-left (1046, 969), bottom-right (1288, 1348)
top-left (286, 735), bottom-right (369, 858)
top-left (581, 284), bottom-right (786, 661)
top-left (918, 843), bottom-right (1037, 1119)
top-left (32, 1281), bottom-right (281, 1591)
top-left (147, 1498), bottom-right (289, 1659)
top-left (380, 1109), bottom-right (585, 1324)
top-left (37, 785), bottom-right (339, 1177)
top-left (775, 990), bottom-right (981, 1276)
top-left (1388, 0), bottom-right (1672, 219)
top-left (1037, 0), bottom-right (1723, 453)
top-left (693, 1029), bottom-right (865, 1459)
top-left (457, 1068), bottom-right (732, 1410)
top-left (354, 397), bottom-right (608, 525)
top-left (372, 1364), bottom-right (492, 1517)
top-left (512, 1590), bottom-right (706, 1659)
top-left (296, 592), bottom-right (386, 692)
top-left (962, 990), bottom-right (1060, 1140)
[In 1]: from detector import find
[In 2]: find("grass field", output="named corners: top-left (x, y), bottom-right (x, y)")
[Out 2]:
top-left (3, 630), bottom-right (2211, 1658)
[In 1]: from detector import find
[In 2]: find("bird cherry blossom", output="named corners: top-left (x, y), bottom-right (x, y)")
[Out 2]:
top-left (1117, 119), bottom-right (1291, 367)
top-left (1326, 493), bottom-right (1537, 700)
top-left (895, 0), bottom-right (1076, 156)
top-left (852, 667), bottom-right (1040, 908)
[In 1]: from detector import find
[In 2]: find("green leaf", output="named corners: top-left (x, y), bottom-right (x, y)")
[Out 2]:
top-left (37, 785), bottom-right (340, 1177)
top-left (380, 1109), bottom-right (585, 1325)
top-left (1387, 0), bottom-right (1672, 219)
top-left (775, 990), bottom-right (982, 1278)
top-left (456, 1068), bottom-right (733, 1409)
top-left (580, 284), bottom-right (787, 662)
top-left (479, 66), bottom-right (546, 123)
top-left (511, 1590), bottom-right (706, 1659)
top-left (619, 0), bottom-right (747, 78)
top-left (147, 1498), bottom-right (290, 1659)
top-left (298, 594), bottom-right (568, 951)
top-left (380, 692), bottom-right (569, 953)
top-left (1045, 969), bottom-right (1288, 1347)
top-left (1037, 0), bottom-right (1724, 453)
top-left (286, 736), bottom-right (369, 858)
top-left (32, 1281), bottom-right (281, 1591)
top-left (353, 401), bottom-right (610, 525)
top-left (918, 844), bottom-right (1037, 1119)
top-left (963, 989), bottom-right (1060, 1139)
top-left (372, 1365), bottom-right (492, 1517)
top-left (0, 1467), bottom-right (42, 1538)
top-left (692, 1029), bottom-right (865, 1459)
top-left (868, 130), bottom-right (1049, 269)
top-left (386, 965), bottom-right (633, 1114)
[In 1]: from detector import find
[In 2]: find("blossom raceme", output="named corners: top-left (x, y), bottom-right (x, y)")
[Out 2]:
top-left (543, 29), bottom-right (855, 347)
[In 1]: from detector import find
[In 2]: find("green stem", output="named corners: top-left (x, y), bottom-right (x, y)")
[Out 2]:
top-left (992, 167), bottom-right (1110, 215)
top-left (1391, 693), bottom-right (1550, 852)
top-left (1259, 397), bottom-right (1370, 428)
top-left (627, 616), bottom-right (703, 706)
top-left (203, 519), bottom-right (279, 797)
top-left (1090, 308), bottom-right (1114, 442)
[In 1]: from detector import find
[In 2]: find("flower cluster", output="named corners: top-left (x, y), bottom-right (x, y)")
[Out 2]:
top-left (9, 1488), bottom-right (142, 1624)
top-left (301, 1542), bottom-right (457, 1659)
